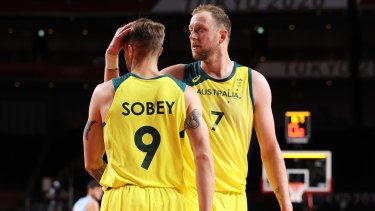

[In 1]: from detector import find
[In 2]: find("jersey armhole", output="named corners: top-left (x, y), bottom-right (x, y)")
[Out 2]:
top-left (248, 68), bottom-right (254, 111)
top-left (183, 63), bottom-right (190, 84)
top-left (167, 76), bottom-right (186, 92)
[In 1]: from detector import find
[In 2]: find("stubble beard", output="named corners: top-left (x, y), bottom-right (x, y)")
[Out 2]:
top-left (191, 48), bottom-right (210, 61)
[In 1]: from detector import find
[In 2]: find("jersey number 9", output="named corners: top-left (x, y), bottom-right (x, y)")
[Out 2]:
top-left (134, 126), bottom-right (161, 170)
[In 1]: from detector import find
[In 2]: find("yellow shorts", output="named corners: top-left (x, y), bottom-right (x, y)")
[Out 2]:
top-left (185, 187), bottom-right (247, 211)
top-left (100, 185), bottom-right (185, 211)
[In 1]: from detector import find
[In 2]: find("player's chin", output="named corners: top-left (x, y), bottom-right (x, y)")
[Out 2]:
top-left (192, 52), bottom-right (208, 61)
top-left (191, 52), bottom-right (198, 60)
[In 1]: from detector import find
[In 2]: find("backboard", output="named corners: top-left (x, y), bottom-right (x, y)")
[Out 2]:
top-left (261, 150), bottom-right (332, 194)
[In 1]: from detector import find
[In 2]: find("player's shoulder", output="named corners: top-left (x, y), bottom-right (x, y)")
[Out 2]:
top-left (160, 64), bottom-right (186, 81)
top-left (183, 85), bottom-right (200, 107)
top-left (92, 80), bottom-right (115, 101)
top-left (251, 68), bottom-right (268, 85)
top-left (251, 69), bottom-right (272, 105)
top-left (184, 84), bottom-right (196, 94)
top-left (233, 62), bottom-right (267, 85)
top-left (184, 85), bottom-right (199, 100)
top-left (161, 64), bottom-right (203, 88)
top-left (94, 80), bottom-right (114, 93)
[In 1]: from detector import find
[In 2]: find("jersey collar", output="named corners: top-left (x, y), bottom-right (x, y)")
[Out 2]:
top-left (197, 60), bottom-right (238, 82)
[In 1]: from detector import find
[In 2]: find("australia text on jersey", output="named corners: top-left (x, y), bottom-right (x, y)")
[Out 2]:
top-left (122, 101), bottom-right (175, 116)
top-left (196, 88), bottom-right (241, 99)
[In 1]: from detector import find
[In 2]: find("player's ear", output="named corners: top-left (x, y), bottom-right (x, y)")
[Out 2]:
top-left (158, 47), bottom-right (163, 57)
top-left (219, 30), bottom-right (228, 44)
top-left (128, 44), bottom-right (134, 59)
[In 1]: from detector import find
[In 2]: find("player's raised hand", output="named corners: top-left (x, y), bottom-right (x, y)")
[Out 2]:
top-left (106, 22), bottom-right (134, 56)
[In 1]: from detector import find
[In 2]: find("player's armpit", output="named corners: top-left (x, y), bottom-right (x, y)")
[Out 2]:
top-left (90, 161), bottom-right (107, 182)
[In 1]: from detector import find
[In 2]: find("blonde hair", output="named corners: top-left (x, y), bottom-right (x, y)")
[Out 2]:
top-left (192, 4), bottom-right (231, 41)
top-left (122, 18), bottom-right (165, 54)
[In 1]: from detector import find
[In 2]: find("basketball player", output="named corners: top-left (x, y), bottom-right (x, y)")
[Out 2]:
top-left (104, 5), bottom-right (292, 210)
top-left (72, 180), bottom-right (103, 211)
top-left (84, 18), bottom-right (214, 210)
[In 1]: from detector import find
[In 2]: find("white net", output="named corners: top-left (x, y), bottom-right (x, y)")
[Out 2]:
top-left (289, 182), bottom-right (306, 203)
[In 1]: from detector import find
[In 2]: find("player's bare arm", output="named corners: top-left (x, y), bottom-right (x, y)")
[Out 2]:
top-left (160, 64), bottom-right (185, 81)
top-left (252, 70), bottom-right (293, 211)
top-left (104, 22), bottom-right (134, 82)
top-left (185, 109), bottom-right (201, 129)
top-left (184, 85), bottom-right (214, 211)
top-left (84, 120), bottom-right (98, 141)
top-left (83, 82), bottom-right (114, 182)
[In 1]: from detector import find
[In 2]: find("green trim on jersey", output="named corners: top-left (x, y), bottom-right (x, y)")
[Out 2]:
top-left (113, 73), bottom-right (186, 92)
top-left (248, 67), bottom-right (254, 110)
top-left (167, 75), bottom-right (186, 92)
top-left (112, 74), bottom-right (132, 92)
top-left (184, 61), bottom-right (237, 86)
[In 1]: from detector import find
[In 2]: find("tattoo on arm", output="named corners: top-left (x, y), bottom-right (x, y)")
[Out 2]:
top-left (91, 161), bottom-right (107, 182)
top-left (185, 109), bottom-right (201, 130)
top-left (84, 120), bottom-right (98, 141)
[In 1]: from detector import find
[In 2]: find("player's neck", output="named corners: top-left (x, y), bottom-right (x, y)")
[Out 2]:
top-left (201, 52), bottom-right (233, 79)
top-left (130, 58), bottom-right (161, 79)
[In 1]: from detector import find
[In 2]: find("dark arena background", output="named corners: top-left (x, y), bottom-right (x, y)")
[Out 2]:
top-left (1, 0), bottom-right (375, 210)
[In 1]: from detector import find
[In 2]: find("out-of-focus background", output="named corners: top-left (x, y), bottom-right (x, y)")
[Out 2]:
top-left (1, 0), bottom-right (374, 210)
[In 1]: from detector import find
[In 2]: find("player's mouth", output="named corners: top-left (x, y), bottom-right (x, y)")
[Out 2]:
top-left (192, 45), bottom-right (201, 50)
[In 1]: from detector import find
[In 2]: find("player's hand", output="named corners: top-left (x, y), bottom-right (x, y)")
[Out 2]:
top-left (106, 22), bottom-right (133, 56)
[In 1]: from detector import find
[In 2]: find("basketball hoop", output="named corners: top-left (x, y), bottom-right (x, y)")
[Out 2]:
top-left (289, 182), bottom-right (306, 203)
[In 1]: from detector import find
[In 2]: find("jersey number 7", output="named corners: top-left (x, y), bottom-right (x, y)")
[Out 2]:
top-left (211, 111), bottom-right (224, 131)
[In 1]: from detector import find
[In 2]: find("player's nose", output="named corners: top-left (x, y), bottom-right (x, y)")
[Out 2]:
top-left (189, 31), bottom-right (197, 40)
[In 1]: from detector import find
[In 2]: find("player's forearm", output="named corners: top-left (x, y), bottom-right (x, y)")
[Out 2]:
top-left (85, 159), bottom-right (107, 183)
top-left (104, 52), bottom-right (120, 82)
top-left (261, 143), bottom-right (292, 210)
top-left (195, 150), bottom-right (215, 211)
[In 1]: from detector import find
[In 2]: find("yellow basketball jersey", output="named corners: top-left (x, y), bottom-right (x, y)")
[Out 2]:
top-left (100, 73), bottom-right (187, 195)
top-left (183, 61), bottom-right (254, 193)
